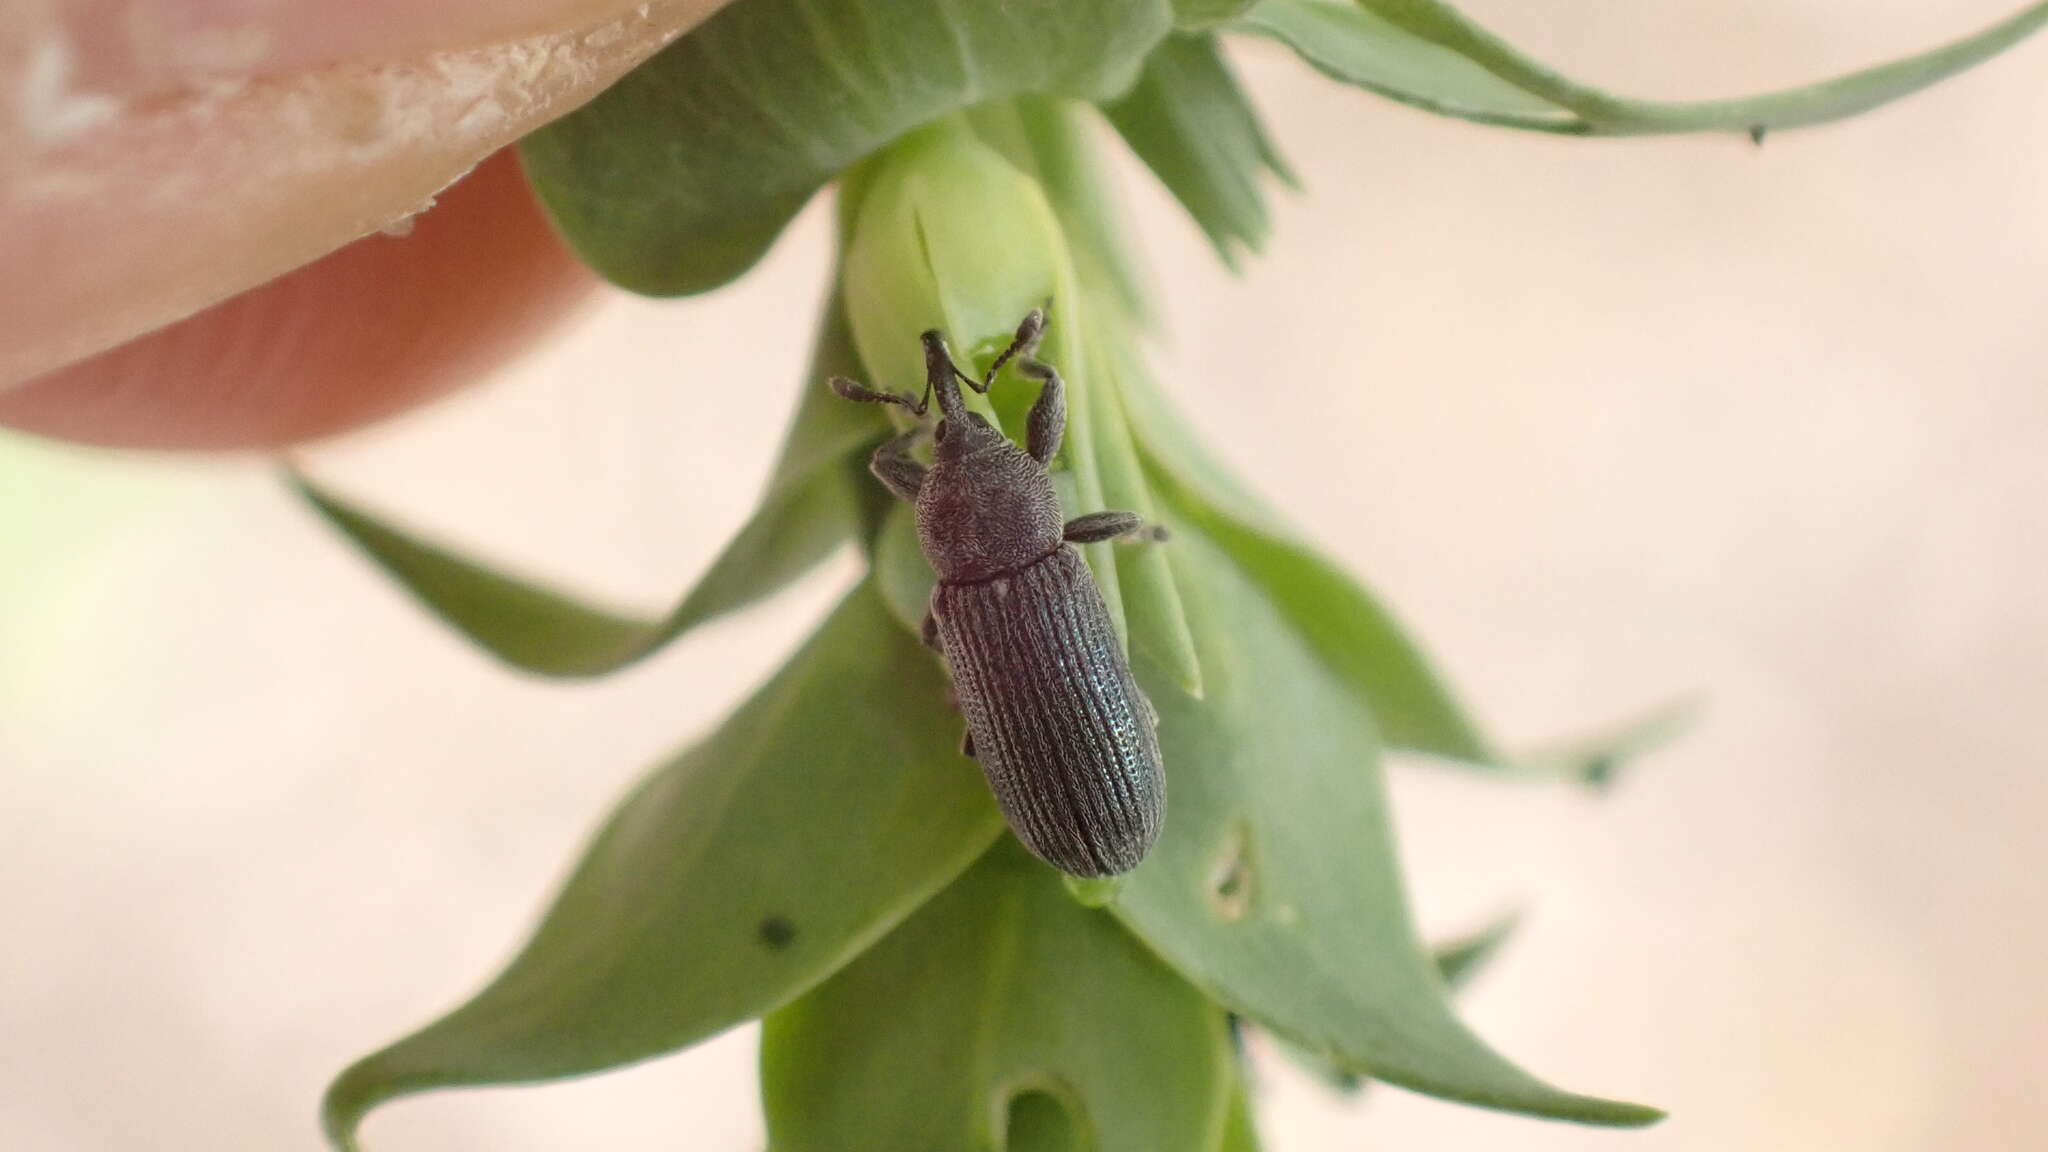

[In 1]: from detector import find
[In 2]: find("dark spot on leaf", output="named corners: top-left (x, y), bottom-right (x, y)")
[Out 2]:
top-left (1208, 819), bottom-right (1255, 922)
top-left (1748, 124), bottom-right (1767, 146)
top-left (758, 915), bottom-right (797, 950)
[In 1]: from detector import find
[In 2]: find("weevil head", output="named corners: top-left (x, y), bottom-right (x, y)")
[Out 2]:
top-left (932, 409), bottom-right (1007, 461)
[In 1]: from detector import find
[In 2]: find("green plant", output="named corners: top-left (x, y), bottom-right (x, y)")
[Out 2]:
top-left (300, 2), bottom-right (2048, 1147)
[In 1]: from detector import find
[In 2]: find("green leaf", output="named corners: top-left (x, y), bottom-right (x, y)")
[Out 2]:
top-left (761, 840), bottom-right (1234, 1152)
top-left (1105, 34), bottom-right (1294, 267)
top-left (967, 99), bottom-right (1156, 329)
top-left (1469, 699), bottom-right (1696, 789)
top-left (1141, 458), bottom-right (1494, 765)
top-left (1123, 365), bottom-right (1683, 784)
top-left (519, 0), bottom-right (1174, 295)
top-left (1084, 307), bottom-right (1204, 696)
top-left (1234, 0), bottom-right (1576, 132)
top-left (1431, 912), bottom-right (1518, 989)
top-left (292, 289), bottom-right (882, 678)
top-left (1276, 912), bottom-right (1520, 1093)
top-left (1176, 0), bottom-right (1264, 33)
top-left (870, 503), bottom-right (932, 640)
top-left (322, 582), bottom-right (1001, 1151)
top-left (1242, 0), bottom-right (2048, 137)
top-left (1109, 514), bottom-right (1660, 1126)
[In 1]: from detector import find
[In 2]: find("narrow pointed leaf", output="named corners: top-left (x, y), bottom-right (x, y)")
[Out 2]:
top-left (1143, 458), bottom-right (1494, 765)
top-left (762, 840), bottom-right (1233, 1152)
top-left (1277, 912), bottom-right (1520, 1093)
top-left (1088, 314), bottom-right (1203, 696)
top-left (1106, 34), bottom-right (1293, 266)
top-left (1234, 0), bottom-right (1578, 132)
top-left (519, 0), bottom-right (1174, 295)
top-left (322, 583), bottom-right (1001, 1151)
top-left (1177, 0), bottom-right (1263, 33)
top-left (1244, 0), bottom-right (2048, 138)
top-left (1432, 912), bottom-right (1519, 988)
top-left (1127, 381), bottom-right (1681, 783)
top-left (293, 292), bottom-right (882, 678)
top-left (1218, 1076), bottom-right (1262, 1152)
top-left (1110, 516), bottom-right (1659, 1126)
top-left (1497, 699), bottom-right (1696, 789)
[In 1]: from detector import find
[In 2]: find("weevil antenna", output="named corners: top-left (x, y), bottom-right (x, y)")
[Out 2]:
top-left (828, 375), bottom-right (931, 417)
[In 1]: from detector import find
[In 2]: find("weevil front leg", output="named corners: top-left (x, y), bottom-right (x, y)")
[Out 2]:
top-left (1014, 357), bottom-right (1069, 465)
top-left (868, 428), bottom-right (928, 503)
top-left (1063, 510), bottom-right (1170, 544)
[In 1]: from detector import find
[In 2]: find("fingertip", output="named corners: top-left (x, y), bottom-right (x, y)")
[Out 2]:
top-left (0, 150), bottom-right (598, 450)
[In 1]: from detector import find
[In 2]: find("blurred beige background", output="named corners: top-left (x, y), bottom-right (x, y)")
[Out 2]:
top-left (5, 1), bottom-right (2047, 1148)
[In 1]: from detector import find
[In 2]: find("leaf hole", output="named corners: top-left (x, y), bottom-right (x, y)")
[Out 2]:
top-left (1002, 1083), bottom-right (1088, 1152)
top-left (1207, 818), bottom-right (1257, 922)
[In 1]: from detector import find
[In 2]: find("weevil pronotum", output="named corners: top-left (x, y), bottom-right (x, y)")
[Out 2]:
top-left (829, 309), bottom-right (1166, 877)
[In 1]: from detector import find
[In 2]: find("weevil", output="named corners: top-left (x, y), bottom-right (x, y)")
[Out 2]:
top-left (829, 309), bottom-right (1166, 877)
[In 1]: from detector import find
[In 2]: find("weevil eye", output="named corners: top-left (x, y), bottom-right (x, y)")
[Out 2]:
top-left (933, 421), bottom-right (949, 442)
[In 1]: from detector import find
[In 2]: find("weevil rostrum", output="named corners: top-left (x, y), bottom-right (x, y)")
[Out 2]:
top-left (829, 309), bottom-right (1166, 877)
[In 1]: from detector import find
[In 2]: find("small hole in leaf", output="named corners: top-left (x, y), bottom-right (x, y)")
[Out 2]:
top-left (1005, 1088), bottom-right (1081, 1152)
top-left (757, 915), bottom-right (797, 951)
top-left (1208, 819), bottom-right (1255, 922)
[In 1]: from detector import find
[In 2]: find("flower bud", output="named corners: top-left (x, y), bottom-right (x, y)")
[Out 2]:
top-left (842, 119), bottom-right (1067, 398)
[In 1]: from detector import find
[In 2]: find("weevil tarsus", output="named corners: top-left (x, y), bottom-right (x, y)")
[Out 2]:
top-left (982, 307), bottom-right (1047, 389)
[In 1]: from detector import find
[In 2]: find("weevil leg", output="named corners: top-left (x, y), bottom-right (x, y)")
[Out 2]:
top-left (959, 728), bottom-right (977, 759)
top-left (1064, 510), bottom-right (1169, 544)
top-left (920, 610), bottom-right (940, 651)
top-left (1016, 357), bottom-right (1066, 464)
top-left (869, 428), bottom-right (928, 503)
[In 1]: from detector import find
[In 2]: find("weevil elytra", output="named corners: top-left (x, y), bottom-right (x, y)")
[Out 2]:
top-left (829, 309), bottom-right (1166, 877)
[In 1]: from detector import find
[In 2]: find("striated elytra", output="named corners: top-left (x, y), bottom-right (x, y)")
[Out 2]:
top-left (830, 310), bottom-right (1166, 876)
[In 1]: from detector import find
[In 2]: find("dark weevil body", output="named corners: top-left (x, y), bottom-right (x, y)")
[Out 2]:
top-left (830, 310), bottom-right (1165, 877)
